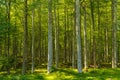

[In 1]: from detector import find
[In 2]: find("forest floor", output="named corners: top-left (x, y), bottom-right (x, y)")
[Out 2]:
top-left (0, 68), bottom-right (120, 80)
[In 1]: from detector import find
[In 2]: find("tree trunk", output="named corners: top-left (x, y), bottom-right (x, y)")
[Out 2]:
top-left (54, 1), bottom-right (59, 68)
top-left (6, 0), bottom-right (11, 74)
top-left (22, 0), bottom-right (28, 75)
top-left (38, 5), bottom-right (42, 64)
top-left (90, 0), bottom-right (96, 68)
top-left (83, 7), bottom-right (88, 69)
top-left (75, 0), bottom-right (82, 73)
top-left (48, 0), bottom-right (53, 74)
top-left (64, 5), bottom-right (67, 64)
top-left (72, 10), bottom-right (75, 68)
top-left (31, 0), bottom-right (35, 73)
top-left (97, 0), bottom-right (101, 68)
top-left (112, 0), bottom-right (117, 68)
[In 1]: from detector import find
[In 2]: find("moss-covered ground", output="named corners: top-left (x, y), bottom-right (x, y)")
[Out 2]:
top-left (0, 68), bottom-right (120, 80)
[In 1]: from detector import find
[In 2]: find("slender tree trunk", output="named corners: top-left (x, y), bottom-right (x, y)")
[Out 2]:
top-left (83, 7), bottom-right (88, 69)
top-left (13, 0), bottom-right (18, 70)
top-left (75, 0), bottom-right (82, 73)
top-left (64, 5), bottom-right (67, 63)
top-left (22, 0), bottom-right (28, 75)
top-left (31, 0), bottom-right (35, 73)
top-left (6, 0), bottom-right (11, 74)
top-left (54, 1), bottom-right (59, 68)
top-left (90, 0), bottom-right (96, 68)
top-left (72, 10), bottom-right (75, 68)
top-left (105, 1), bottom-right (109, 63)
top-left (97, 0), bottom-right (101, 68)
top-left (105, 28), bottom-right (109, 62)
top-left (48, 0), bottom-right (53, 74)
top-left (57, 5), bottom-right (60, 67)
top-left (112, 0), bottom-right (117, 68)
top-left (38, 5), bottom-right (42, 64)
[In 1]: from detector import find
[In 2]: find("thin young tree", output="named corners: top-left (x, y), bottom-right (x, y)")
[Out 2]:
top-left (31, 0), bottom-right (35, 73)
top-left (48, 0), bottom-right (53, 73)
top-left (22, 0), bottom-right (28, 75)
top-left (54, 0), bottom-right (59, 68)
top-left (83, 6), bottom-right (88, 69)
top-left (6, 0), bottom-right (11, 74)
top-left (97, 0), bottom-right (101, 67)
top-left (90, 0), bottom-right (96, 68)
top-left (75, 0), bottom-right (82, 73)
top-left (112, 0), bottom-right (117, 68)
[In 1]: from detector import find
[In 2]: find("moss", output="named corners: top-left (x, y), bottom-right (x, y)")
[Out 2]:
top-left (0, 68), bottom-right (120, 80)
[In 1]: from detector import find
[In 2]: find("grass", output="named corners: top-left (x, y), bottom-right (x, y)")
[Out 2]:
top-left (0, 68), bottom-right (120, 80)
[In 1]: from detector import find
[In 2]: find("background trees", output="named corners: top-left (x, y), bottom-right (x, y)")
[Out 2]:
top-left (0, 0), bottom-right (120, 74)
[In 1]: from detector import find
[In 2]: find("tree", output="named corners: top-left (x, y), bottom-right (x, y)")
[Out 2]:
top-left (54, 0), bottom-right (59, 68)
top-left (97, 0), bottom-right (101, 67)
top-left (48, 0), bottom-right (53, 73)
top-left (22, 0), bottom-right (28, 75)
top-left (83, 5), bottom-right (88, 69)
top-left (31, 0), bottom-right (35, 73)
top-left (90, 0), bottom-right (96, 68)
top-left (6, 0), bottom-right (11, 74)
top-left (112, 0), bottom-right (117, 68)
top-left (75, 0), bottom-right (82, 73)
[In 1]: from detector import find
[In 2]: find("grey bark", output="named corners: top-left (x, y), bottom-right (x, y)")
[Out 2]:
top-left (48, 0), bottom-right (53, 73)
top-left (75, 0), bottom-right (82, 73)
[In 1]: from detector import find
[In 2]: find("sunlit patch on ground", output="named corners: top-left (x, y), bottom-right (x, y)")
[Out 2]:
top-left (35, 68), bottom-right (47, 73)
top-left (0, 68), bottom-right (120, 80)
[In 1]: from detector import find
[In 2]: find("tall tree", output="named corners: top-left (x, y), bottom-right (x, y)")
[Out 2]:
top-left (112, 0), bottom-right (117, 68)
top-left (54, 0), bottom-right (59, 68)
top-left (72, 5), bottom-right (76, 68)
top-left (6, 0), bottom-right (11, 74)
top-left (22, 0), bottom-right (28, 75)
top-left (48, 0), bottom-right (53, 73)
top-left (31, 0), bottom-right (35, 73)
top-left (37, 4), bottom-right (42, 64)
top-left (75, 0), bottom-right (82, 73)
top-left (97, 0), bottom-right (101, 67)
top-left (64, 4), bottom-right (67, 63)
top-left (83, 6), bottom-right (88, 69)
top-left (90, 0), bottom-right (96, 68)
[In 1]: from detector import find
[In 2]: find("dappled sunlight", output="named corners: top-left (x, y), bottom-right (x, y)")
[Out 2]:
top-left (0, 71), bottom-right (6, 75)
top-left (45, 75), bottom-right (56, 80)
top-left (1, 68), bottom-right (120, 80)
top-left (35, 68), bottom-right (47, 73)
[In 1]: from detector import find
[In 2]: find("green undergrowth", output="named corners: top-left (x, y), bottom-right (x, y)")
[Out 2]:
top-left (0, 68), bottom-right (120, 80)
